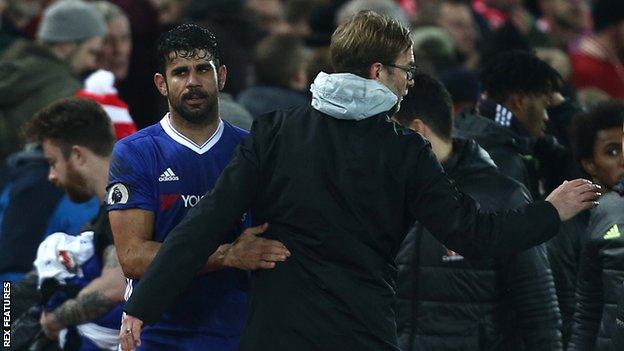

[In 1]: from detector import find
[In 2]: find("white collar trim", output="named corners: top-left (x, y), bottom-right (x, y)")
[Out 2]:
top-left (160, 113), bottom-right (224, 154)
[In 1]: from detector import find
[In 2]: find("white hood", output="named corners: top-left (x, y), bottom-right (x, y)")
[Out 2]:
top-left (310, 72), bottom-right (398, 120)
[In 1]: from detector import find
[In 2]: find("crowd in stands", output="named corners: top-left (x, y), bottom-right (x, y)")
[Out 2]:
top-left (0, 0), bottom-right (623, 350)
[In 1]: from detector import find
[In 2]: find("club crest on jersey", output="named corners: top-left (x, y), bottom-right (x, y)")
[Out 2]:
top-left (107, 183), bottom-right (129, 205)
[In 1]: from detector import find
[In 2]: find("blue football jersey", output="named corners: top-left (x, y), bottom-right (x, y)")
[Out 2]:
top-left (106, 115), bottom-right (249, 344)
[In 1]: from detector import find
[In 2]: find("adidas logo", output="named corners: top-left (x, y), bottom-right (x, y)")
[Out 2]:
top-left (604, 224), bottom-right (621, 240)
top-left (158, 168), bottom-right (179, 182)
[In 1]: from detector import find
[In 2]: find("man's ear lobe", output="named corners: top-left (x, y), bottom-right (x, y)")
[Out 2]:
top-left (367, 63), bottom-right (383, 80)
top-left (154, 73), bottom-right (168, 96)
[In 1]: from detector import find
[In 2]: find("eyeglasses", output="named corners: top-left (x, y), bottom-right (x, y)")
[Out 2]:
top-left (383, 63), bottom-right (418, 81)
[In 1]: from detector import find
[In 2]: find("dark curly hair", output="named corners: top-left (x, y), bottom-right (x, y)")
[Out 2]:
top-left (572, 100), bottom-right (624, 161)
top-left (157, 23), bottom-right (221, 74)
top-left (25, 97), bottom-right (115, 158)
top-left (480, 50), bottom-right (562, 103)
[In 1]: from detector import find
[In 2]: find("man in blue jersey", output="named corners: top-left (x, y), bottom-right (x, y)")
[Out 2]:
top-left (107, 24), bottom-right (290, 350)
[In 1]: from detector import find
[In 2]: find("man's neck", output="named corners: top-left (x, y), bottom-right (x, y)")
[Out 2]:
top-left (429, 135), bottom-right (453, 164)
top-left (91, 157), bottom-right (111, 202)
top-left (168, 111), bottom-right (219, 146)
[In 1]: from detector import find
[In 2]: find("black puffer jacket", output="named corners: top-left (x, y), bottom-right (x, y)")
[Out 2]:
top-left (453, 109), bottom-right (540, 198)
top-left (568, 190), bottom-right (624, 351)
top-left (396, 139), bottom-right (562, 351)
top-left (546, 211), bottom-right (590, 348)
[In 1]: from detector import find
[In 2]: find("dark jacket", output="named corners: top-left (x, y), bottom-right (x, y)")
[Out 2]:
top-left (0, 41), bottom-right (81, 164)
top-left (237, 85), bottom-right (309, 119)
top-left (396, 138), bottom-right (561, 351)
top-left (124, 104), bottom-right (561, 351)
top-left (568, 191), bottom-right (624, 351)
top-left (546, 210), bottom-right (591, 348)
top-left (453, 109), bottom-right (540, 198)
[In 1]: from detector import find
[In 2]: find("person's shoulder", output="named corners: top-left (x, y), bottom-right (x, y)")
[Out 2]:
top-left (221, 119), bottom-right (249, 139)
top-left (113, 123), bottom-right (164, 157)
top-left (587, 191), bottom-right (624, 239)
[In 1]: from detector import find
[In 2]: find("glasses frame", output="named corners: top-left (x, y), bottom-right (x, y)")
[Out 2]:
top-left (383, 63), bottom-right (418, 81)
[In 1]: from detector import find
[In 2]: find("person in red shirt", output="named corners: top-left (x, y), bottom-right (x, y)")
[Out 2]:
top-left (570, 0), bottom-right (624, 99)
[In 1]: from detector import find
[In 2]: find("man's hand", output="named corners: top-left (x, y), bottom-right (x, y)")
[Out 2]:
top-left (40, 311), bottom-right (64, 340)
top-left (223, 223), bottom-right (291, 270)
top-left (119, 313), bottom-right (143, 351)
top-left (546, 179), bottom-right (601, 221)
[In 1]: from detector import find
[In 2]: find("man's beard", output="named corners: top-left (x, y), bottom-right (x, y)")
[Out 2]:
top-left (63, 163), bottom-right (92, 203)
top-left (170, 87), bottom-right (218, 126)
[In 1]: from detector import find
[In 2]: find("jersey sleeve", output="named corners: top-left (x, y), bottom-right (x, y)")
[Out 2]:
top-left (106, 139), bottom-right (157, 213)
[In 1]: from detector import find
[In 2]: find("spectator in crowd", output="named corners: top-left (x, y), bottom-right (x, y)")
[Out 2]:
top-left (566, 101), bottom-right (624, 351)
top-left (92, 1), bottom-right (133, 84)
top-left (455, 50), bottom-right (565, 198)
top-left (547, 100), bottom-right (624, 347)
top-left (0, 0), bottom-right (106, 165)
top-left (395, 73), bottom-right (562, 351)
top-left (23, 97), bottom-right (125, 350)
top-left (570, 0), bottom-right (624, 99)
top-left (237, 34), bottom-right (309, 119)
top-left (417, 0), bottom-right (480, 70)
top-left (335, 0), bottom-right (410, 27)
top-left (535, 0), bottom-right (588, 50)
top-left (439, 66), bottom-right (480, 115)
top-left (119, 11), bottom-right (598, 351)
top-left (107, 24), bottom-right (289, 350)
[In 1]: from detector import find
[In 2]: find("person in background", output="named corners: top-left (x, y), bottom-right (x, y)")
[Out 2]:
top-left (237, 34), bottom-right (309, 119)
top-left (566, 101), bottom-right (624, 351)
top-left (455, 50), bottom-right (565, 198)
top-left (547, 100), bottom-right (624, 347)
top-left (570, 0), bottom-right (624, 99)
top-left (535, 0), bottom-right (588, 50)
top-left (395, 73), bottom-right (561, 351)
top-left (0, 0), bottom-right (106, 164)
top-left (92, 1), bottom-right (133, 85)
top-left (24, 97), bottom-right (125, 351)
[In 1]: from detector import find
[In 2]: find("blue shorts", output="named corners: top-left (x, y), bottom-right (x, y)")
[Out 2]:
top-left (138, 328), bottom-right (239, 351)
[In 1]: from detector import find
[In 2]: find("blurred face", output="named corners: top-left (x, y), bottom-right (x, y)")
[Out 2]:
top-left (615, 23), bottom-right (624, 61)
top-left (43, 139), bottom-right (92, 203)
top-left (378, 47), bottom-right (415, 103)
top-left (512, 93), bottom-right (552, 138)
top-left (69, 36), bottom-right (104, 75)
top-left (97, 15), bottom-right (132, 81)
top-left (543, 0), bottom-right (586, 31)
top-left (438, 3), bottom-right (476, 56)
top-left (582, 127), bottom-right (624, 189)
top-left (158, 50), bottom-right (225, 125)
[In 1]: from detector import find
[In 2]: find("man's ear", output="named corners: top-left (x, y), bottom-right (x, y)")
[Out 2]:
top-left (70, 145), bottom-right (87, 167)
top-left (505, 93), bottom-right (525, 112)
top-left (408, 118), bottom-right (428, 136)
top-left (154, 73), bottom-right (168, 96)
top-left (217, 65), bottom-right (227, 91)
top-left (367, 62), bottom-right (383, 80)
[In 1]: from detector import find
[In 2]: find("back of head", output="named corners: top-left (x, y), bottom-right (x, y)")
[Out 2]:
top-left (36, 0), bottom-right (107, 43)
top-left (480, 50), bottom-right (561, 103)
top-left (592, 0), bottom-right (624, 32)
top-left (254, 34), bottom-right (307, 88)
top-left (336, 0), bottom-right (410, 27)
top-left (157, 23), bottom-right (221, 74)
top-left (330, 10), bottom-right (411, 77)
top-left (395, 73), bottom-right (453, 141)
top-left (25, 97), bottom-right (115, 158)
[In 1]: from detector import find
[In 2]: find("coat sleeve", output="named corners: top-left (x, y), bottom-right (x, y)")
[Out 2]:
top-left (567, 239), bottom-right (603, 350)
top-left (503, 244), bottom-right (563, 350)
top-left (122, 121), bottom-right (263, 325)
top-left (407, 144), bottom-right (561, 258)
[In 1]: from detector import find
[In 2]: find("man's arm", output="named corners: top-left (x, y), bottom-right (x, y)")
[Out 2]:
top-left (408, 145), bottom-right (599, 258)
top-left (40, 245), bottom-right (126, 339)
top-left (110, 210), bottom-right (289, 279)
